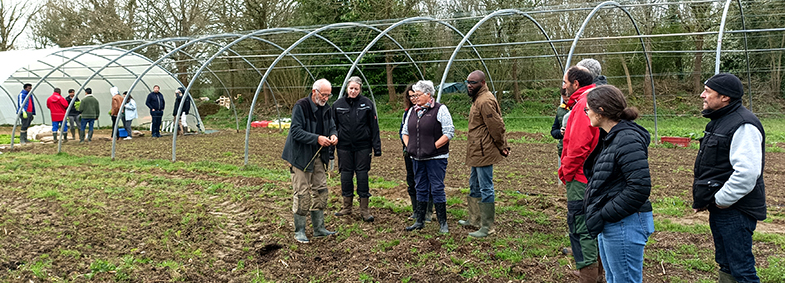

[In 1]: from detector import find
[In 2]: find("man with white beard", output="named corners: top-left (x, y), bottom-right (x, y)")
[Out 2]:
top-left (281, 78), bottom-right (338, 244)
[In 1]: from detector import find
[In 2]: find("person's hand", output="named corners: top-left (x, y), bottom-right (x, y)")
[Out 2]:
top-left (501, 148), bottom-right (510, 157)
top-left (152, 109), bottom-right (156, 111)
top-left (374, 151), bottom-right (382, 157)
top-left (318, 135), bottom-right (331, 147)
top-left (329, 135), bottom-right (338, 145)
top-left (434, 142), bottom-right (440, 149)
top-left (560, 127), bottom-right (565, 136)
top-left (693, 207), bottom-right (708, 213)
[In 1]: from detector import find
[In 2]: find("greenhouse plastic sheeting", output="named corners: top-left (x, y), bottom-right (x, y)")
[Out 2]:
top-left (0, 47), bottom-right (184, 127)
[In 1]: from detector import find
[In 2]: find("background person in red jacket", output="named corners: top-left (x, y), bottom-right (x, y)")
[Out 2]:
top-left (47, 88), bottom-right (69, 142)
top-left (559, 66), bottom-right (603, 282)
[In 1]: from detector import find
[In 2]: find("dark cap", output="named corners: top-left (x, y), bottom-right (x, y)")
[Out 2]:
top-left (704, 73), bottom-right (744, 100)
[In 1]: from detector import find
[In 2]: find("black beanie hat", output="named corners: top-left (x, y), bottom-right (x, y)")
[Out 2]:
top-left (704, 73), bottom-right (743, 100)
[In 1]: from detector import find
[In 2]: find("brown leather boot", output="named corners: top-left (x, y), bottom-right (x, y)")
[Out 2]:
top-left (334, 196), bottom-right (353, 216)
top-left (578, 262), bottom-right (601, 283)
top-left (359, 198), bottom-right (374, 222)
top-left (597, 256), bottom-right (606, 282)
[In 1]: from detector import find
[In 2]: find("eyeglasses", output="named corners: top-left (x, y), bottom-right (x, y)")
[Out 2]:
top-left (316, 90), bottom-right (332, 98)
top-left (408, 94), bottom-right (420, 100)
top-left (465, 80), bottom-right (479, 85)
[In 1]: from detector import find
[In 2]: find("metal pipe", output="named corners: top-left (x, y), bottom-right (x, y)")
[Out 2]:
top-left (337, 17), bottom-right (495, 99)
top-left (437, 9), bottom-right (563, 101)
top-left (564, 1), bottom-right (659, 142)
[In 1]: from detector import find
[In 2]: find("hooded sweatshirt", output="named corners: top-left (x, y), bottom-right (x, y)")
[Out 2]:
top-left (17, 89), bottom-right (36, 115)
top-left (47, 92), bottom-right (69, 122)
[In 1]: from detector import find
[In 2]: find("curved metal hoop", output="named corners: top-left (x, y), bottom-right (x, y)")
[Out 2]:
top-left (716, 0), bottom-right (753, 111)
top-left (242, 22), bottom-right (440, 165)
top-left (338, 17), bottom-right (496, 101)
top-left (564, 1), bottom-right (659, 141)
top-left (437, 9), bottom-right (563, 101)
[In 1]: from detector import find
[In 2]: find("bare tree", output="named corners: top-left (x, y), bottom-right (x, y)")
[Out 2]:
top-left (0, 0), bottom-right (40, 50)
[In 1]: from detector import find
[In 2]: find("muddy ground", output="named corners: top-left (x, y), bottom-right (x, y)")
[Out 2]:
top-left (1, 128), bottom-right (784, 282)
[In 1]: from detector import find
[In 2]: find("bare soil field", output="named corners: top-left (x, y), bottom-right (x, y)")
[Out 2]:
top-left (1, 128), bottom-right (783, 282)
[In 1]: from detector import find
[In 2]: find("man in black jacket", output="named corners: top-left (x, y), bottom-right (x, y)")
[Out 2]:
top-left (173, 87), bottom-right (191, 135)
top-left (332, 76), bottom-right (382, 222)
top-left (693, 73), bottom-right (766, 283)
top-left (146, 85), bottom-right (165, 137)
top-left (282, 78), bottom-right (338, 243)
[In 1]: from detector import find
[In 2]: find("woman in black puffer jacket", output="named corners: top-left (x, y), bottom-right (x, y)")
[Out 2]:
top-left (583, 85), bottom-right (654, 283)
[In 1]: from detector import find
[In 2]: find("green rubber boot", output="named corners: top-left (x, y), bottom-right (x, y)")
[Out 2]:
top-left (311, 210), bottom-right (336, 237)
top-left (458, 196), bottom-right (480, 228)
top-left (293, 214), bottom-right (309, 243)
top-left (469, 202), bottom-right (495, 238)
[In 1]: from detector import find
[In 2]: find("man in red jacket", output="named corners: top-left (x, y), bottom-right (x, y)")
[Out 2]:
top-left (47, 88), bottom-right (70, 142)
top-left (559, 66), bottom-right (603, 282)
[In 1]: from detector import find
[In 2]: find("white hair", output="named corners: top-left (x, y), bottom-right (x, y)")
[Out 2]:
top-left (312, 78), bottom-right (331, 91)
top-left (577, 58), bottom-right (602, 79)
top-left (347, 76), bottom-right (362, 87)
top-left (412, 80), bottom-right (435, 96)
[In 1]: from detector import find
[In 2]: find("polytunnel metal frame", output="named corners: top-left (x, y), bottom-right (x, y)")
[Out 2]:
top-left (339, 16), bottom-right (496, 100)
top-left (180, 27), bottom-right (402, 162)
top-left (563, 1), bottom-right (659, 141)
top-left (437, 9), bottom-right (564, 101)
top-left (47, 39), bottom-right (195, 152)
top-left (112, 31), bottom-right (320, 161)
top-left (4, 0), bottom-right (764, 164)
top-left (243, 20), bottom-right (480, 165)
top-left (58, 35), bottom-right (308, 157)
top-left (184, 24), bottom-right (426, 162)
top-left (11, 41), bottom-right (162, 149)
top-left (81, 36), bottom-right (261, 158)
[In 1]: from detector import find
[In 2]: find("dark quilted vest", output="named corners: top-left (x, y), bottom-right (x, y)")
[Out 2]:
top-left (407, 103), bottom-right (449, 159)
top-left (693, 101), bottom-right (766, 220)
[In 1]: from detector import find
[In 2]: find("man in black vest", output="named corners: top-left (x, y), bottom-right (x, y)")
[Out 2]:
top-left (282, 78), bottom-right (338, 244)
top-left (693, 73), bottom-right (766, 283)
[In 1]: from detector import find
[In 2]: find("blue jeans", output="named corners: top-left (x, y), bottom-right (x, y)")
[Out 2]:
top-left (709, 207), bottom-right (759, 283)
top-left (598, 211), bottom-right (654, 283)
top-left (52, 121), bottom-right (67, 133)
top-left (469, 165), bottom-right (494, 203)
top-left (80, 118), bottom-right (95, 133)
top-left (412, 158), bottom-right (447, 203)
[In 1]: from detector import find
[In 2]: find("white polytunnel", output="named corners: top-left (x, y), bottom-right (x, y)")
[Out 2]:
top-left (0, 47), bottom-right (187, 127)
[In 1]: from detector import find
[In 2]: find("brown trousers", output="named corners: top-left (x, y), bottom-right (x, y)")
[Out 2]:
top-left (291, 159), bottom-right (329, 216)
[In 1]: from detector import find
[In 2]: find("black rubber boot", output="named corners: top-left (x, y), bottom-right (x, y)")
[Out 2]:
top-left (405, 201), bottom-right (427, 231)
top-left (20, 131), bottom-right (27, 144)
top-left (52, 133), bottom-right (58, 143)
top-left (311, 210), bottom-right (336, 237)
top-left (435, 202), bottom-right (448, 234)
top-left (293, 214), bottom-right (309, 243)
top-left (425, 197), bottom-right (434, 223)
top-left (408, 194), bottom-right (417, 220)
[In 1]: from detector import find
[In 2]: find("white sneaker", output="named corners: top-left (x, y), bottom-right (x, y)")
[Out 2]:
top-left (124, 137), bottom-right (132, 140)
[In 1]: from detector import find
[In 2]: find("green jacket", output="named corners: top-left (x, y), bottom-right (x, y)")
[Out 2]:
top-left (79, 95), bottom-right (101, 119)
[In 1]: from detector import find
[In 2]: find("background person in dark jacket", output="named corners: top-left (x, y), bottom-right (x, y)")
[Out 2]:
top-left (281, 78), bottom-right (338, 244)
top-left (146, 85), bottom-right (165, 137)
top-left (401, 80), bottom-right (454, 234)
top-left (173, 87), bottom-right (191, 135)
top-left (400, 83), bottom-right (434, 222)
top-left (583, 85), bottom-right (654, 283)
top-left (332, 76), bottom-right (381, 222)
top-left (693, 73), bottom-right (766, 283)
top-left (65, 89), bottom-right (80, 141)
top-left (550, 88), bottom-right (573, 157)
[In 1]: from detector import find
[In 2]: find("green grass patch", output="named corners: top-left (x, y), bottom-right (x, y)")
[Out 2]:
top-left (654, 219), bottom-right (711, 234)
top-left (652, 196), bottom-right (689, 217)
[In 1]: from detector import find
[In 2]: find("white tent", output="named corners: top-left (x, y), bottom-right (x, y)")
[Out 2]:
top-left (0, 47), bottom-right (192, 127)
